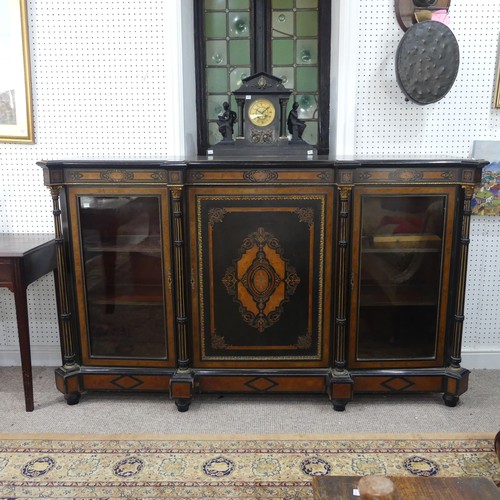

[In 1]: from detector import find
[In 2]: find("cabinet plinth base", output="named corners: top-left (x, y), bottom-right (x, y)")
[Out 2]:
top-left (170, 370), bottom-right (195, 412)
top-left (329, 370), bottom-right (354, 411)
top-left (55, 366), bottom-right (82, 404)
top-left (54, 367), bottom-right (472, 410)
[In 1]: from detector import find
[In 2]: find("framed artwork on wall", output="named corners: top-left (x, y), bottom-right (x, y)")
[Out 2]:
top-left (0, 0), bottom-right (33, 143)
top-left (496, 54), bottom-right (500, 108)
top-left (471, 140), bottom-right (500, 216)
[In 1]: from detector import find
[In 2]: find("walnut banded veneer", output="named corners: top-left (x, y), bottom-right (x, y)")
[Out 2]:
top-left (38, 157), bottom-right (486, 411)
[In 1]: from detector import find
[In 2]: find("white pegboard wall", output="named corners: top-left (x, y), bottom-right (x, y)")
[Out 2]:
top-left (354, 0), bottom-right (500, 157)
top-left (464, 217), bottom-right (500, 349)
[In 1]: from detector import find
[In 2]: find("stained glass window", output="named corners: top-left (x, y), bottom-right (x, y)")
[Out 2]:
top-left (195, 0), bottom-right (330, 153)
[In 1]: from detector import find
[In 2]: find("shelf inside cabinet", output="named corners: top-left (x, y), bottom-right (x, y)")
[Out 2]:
top-left (360, 284), bottom-right (437, 307)
top-left (83, 235), bottom-right (161, 254)
top-left (87, 284), bottom-right (163, 306)
top-left (362, 233), bottom-right (442, 252)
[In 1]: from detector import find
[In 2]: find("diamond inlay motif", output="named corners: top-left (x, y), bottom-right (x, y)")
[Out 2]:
top-left (380, 377), bottom-right (415, 392)
top-left (110, 375), bottom-right (144, 390)
top-left (244, 377), bottom-right (279, 392)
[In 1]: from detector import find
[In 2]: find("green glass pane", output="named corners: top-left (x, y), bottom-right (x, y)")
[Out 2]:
top-left (205, 0), bottom-right (226, 9)
top-left (296, 0), bottom-right (318, 8)
top-left (296, 39), bottom-right (317, 65)
top-left (229, 66), bottom-right (250, 90)
top-left (301, 121), bottom-right (318, 145)
top-left (272, 39), bottom-right (294, 65)
top-left (229, 12), bottom-right (250, 37)
top-left (296, 12), bottom-right (318, 37)
top-left (228, 0), bottom-right (249, 8)
top-left (296, 94), bottom-right (318, 119)
top-left (207, 68), bottom-right (228, 93)
top-left (205, 12), bottom-right (227, 38)
top-left (229, 39), bottom-right (250, 65)
top-left (206, 40), bottom-right (227, 66)
top-left (296, 66), bottom-right (318, 92)
top-left (272, 11), bottom-right (294, 38)
top-left (207, 95), bottom-right (228, 120)
top-left (272, 67), bottom-right (294, 89)
top-left (272, 0), bottom-right (293, 8)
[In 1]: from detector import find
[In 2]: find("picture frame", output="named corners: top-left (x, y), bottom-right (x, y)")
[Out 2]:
top-left (471, 140), bottom-right (500, 216)
top-left (495, 53), bottom-right (500, 109)
top-left (0, 0), bottom-right (34, 143)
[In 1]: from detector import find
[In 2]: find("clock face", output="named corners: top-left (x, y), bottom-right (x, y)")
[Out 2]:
top-left (248, 98), bottom-right (276, 127)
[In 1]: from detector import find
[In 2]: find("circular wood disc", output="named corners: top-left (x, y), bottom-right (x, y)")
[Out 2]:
top-left (396, 20), bottom-right (459, 105)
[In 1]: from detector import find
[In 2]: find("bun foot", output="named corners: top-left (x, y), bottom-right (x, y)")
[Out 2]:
top-left (175, 398), bottom-right (192, 412)
top-left (443, 394), bottom-right (459, 407)
top-left (65, 392), bottom-right (81, 406)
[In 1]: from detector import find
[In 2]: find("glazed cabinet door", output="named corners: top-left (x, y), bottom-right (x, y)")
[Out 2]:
top-left (188, 186), bottom-right (334, 368)
top-left (68, 187), bottom-right (176, 367)
top-left (349, 186), bottom-right (456, 368)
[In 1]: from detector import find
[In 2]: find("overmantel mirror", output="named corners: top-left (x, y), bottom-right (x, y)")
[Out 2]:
top-left (193, 0), bottom-right (332, 155)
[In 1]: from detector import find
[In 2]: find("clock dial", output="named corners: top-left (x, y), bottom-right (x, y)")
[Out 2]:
top-left (248, 98), bottom-right (276, 127)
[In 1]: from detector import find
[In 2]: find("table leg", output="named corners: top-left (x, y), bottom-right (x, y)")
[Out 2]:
top-left (13, 283), bottom-right (34, 412)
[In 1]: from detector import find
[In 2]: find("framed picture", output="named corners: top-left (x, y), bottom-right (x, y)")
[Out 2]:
top-left (495, 54), bottom-right (500, 109)
top-left (0, 0), bottom-right (33, 143)
top-left (471, 140), bottom-right (500, 216)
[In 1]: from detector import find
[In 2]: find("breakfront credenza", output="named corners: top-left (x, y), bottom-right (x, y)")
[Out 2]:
top-left (38, 157), bottom-right (486, 411)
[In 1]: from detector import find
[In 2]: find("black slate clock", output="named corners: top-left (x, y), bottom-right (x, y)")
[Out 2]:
top-left (211, 72), bottom-right (315, 156)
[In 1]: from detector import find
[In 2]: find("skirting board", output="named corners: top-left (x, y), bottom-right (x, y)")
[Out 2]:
top-left (0, 346), bottom-right (499, 369)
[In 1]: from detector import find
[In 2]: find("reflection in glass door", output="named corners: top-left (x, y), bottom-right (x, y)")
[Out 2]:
top-left (350, 187), bottom-right (456, 367)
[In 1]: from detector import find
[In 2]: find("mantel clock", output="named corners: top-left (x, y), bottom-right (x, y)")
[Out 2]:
top-left (211, 72), bottom-right (315, 156)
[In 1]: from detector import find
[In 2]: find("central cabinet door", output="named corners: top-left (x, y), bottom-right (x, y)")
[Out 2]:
top-left (188, 186), bottom-right (334, 368)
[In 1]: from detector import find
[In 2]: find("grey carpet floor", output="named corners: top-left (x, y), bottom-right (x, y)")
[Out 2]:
top-left (0, 367), bottom-right (499, 435)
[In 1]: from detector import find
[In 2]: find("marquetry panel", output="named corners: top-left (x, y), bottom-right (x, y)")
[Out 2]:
top-left (189, 186), bottom-right (334, 368)
top-left (352, 167), bottom-right (480, 184)
top-left (353, 375), bottom-right (443, 393)
top-left (63, 169), bottom-right (170, 184)
top-left (83, 374), bottom-right (171, 391)
top-left (187, 168), bottom-right (334, 185)
top-left (198, 375), bottom-right (326, 393)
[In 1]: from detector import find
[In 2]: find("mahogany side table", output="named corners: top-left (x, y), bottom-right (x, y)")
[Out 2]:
top-left (0, 234), bottom-right (57, 411)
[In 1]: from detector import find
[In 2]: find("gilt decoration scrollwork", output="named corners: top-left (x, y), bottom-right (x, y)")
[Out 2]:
top-left (101, 170), bottom-right (134, 182)
top-left (293, 207), bottom-right (314, 228)
top-left (208, 208), bottom-right (228, 226)
top-left (243, 170), bottom-right (279, 182)
top-left (390, 169), bottom-right (423, 182)
top-left (295, 331), bottom-right (312, 350)
top-left (222, 227), bottom-right (300, 333)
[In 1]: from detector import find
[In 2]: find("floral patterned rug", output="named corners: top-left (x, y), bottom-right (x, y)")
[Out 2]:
top-left (0, 433), bottom-right (498, 498)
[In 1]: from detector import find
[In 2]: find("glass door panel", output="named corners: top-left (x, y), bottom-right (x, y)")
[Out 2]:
top-left (350, 188), bottom-right (455, 367)
top-left (76, 194), bottom-right (168, 362)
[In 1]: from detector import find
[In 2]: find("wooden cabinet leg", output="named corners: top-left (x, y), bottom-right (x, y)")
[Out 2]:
top-left (443, 394), bottom-right (459, 407)
top-left (175, 398), bottom-right (192, 412)
top-left (170, 370), bottom-right (194, 412)
top-left (442, 367), bottom-right (469, 408)
top-left (328, 370), bottom-right (354, 412)
top-left (65, 392), bottom-right (81, 405)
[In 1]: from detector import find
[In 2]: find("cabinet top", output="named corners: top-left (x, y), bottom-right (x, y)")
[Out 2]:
top-left (38, 156), bottom-right (487, 187)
